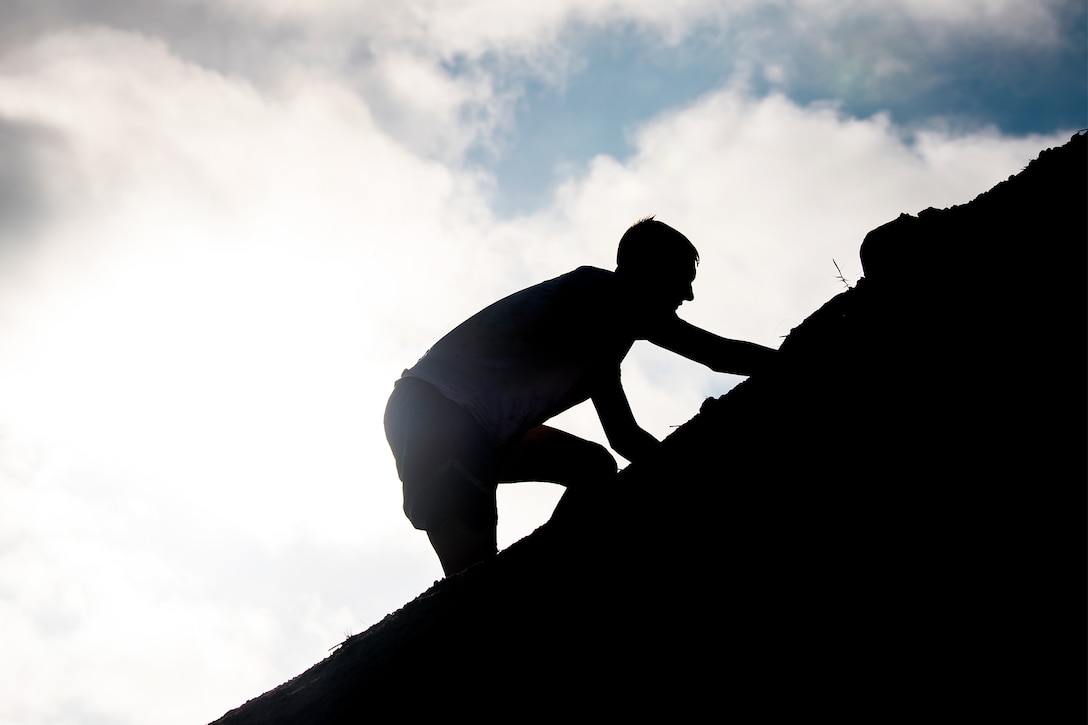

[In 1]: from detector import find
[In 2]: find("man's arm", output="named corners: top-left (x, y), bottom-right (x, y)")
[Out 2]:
top-left (647, 316), bottom-right (778, 376)
top-left (590, 370), bottom-right (661, 464)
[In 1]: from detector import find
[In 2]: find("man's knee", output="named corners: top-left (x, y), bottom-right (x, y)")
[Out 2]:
top-left (404, 459), bottom-right (497, 532)
top-left (581, 441), bottom-right (618, 478)
top-left (554, 439), bottom-right (617, 488)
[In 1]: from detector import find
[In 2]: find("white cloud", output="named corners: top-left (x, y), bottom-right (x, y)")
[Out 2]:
top-left (892, 0), bottom-right (1066, 42)
top-left (216, 0), bottom-right (1068, 57)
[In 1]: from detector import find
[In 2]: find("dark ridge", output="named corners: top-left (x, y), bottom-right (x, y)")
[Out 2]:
top-left (213, 132), bottom-right (1085, 723)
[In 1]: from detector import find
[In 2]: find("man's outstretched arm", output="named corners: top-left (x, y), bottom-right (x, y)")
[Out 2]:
top-left (591, 371), bottom-right (661, 465)
top-left (648, 317), bottom-right (778, 376)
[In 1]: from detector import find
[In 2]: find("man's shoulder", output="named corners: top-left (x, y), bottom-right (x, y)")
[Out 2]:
top-left (549, 265), bottom-right (615, 295)
top-left (554, 265), bottom-right (613, 283)
top-left (573, 265), bottom-right (612, 277)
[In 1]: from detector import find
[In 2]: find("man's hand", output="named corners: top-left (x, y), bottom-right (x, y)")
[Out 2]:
top-left (591, 370), bottom-right (662, 464)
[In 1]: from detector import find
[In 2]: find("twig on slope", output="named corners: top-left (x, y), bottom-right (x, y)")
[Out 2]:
top-left (833, 259), bottom-right (852, 289)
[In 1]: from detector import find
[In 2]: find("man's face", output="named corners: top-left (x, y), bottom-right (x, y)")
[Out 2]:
top-left (650, 259), bottom-right (697, 312)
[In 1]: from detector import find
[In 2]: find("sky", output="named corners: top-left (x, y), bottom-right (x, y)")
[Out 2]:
top-left (0, 1), bottom-right (1083, 722)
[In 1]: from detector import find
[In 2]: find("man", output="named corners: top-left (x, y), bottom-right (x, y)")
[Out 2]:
top-left (385, 218), bottom-right (777, 575)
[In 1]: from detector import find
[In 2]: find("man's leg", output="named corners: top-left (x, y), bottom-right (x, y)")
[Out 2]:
top-left (497, 425), bottom-right (618, 525)
top-left (422, 427), bottom-right (614, 575)
top-left (423, 427), bottom-right (614, 573)
top-left (426, 514), bottom-right (496, 577)
top-left (497, 425), bottom-right (617, 487)
top-left (385, 377), bottom-right (498, 577)
top-left (422, 460), bottom-right (500, 576)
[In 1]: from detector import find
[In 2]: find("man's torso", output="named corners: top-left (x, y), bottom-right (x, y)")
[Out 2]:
top-left (405, 266), bottom-right (669, 444)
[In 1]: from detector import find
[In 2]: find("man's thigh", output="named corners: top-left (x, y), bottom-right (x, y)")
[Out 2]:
top-left (384, 378), bottom-right (498, 531)
top-left (497, 425), bottom-right (617, 487)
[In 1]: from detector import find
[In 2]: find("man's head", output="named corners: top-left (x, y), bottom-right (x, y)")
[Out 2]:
top-left (616, 217), bottom-right (699, 311)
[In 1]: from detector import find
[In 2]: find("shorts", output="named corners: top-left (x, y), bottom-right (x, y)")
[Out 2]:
top-left (383, 376), bottom-right (499, 532)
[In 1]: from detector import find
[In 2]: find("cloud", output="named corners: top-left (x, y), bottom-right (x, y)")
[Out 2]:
top-left (216, 0), bottom-right (1071, 55)
top-left (0, 118), bottom-right (72, 251)
top-left (6, 2), bottom-right (1074, 177)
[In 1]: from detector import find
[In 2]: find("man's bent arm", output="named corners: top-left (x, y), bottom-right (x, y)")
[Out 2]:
top-left (648, 317), bottom-right (778, 376)
top-left (591, 372), bottom-right (661, 464)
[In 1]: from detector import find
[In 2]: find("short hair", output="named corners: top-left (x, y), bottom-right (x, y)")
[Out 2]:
top-left (616, 217), bottom-right (699, 276)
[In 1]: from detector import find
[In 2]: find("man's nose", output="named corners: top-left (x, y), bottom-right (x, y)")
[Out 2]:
top-left (684, 284), bottom-right (694, 302)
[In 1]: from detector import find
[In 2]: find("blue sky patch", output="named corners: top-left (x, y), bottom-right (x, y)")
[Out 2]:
top-left (469, 13), bottom-right (1086, 217)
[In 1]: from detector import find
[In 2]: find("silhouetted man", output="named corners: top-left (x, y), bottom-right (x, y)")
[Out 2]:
top-left (384, 218), bottom-right (777, 575)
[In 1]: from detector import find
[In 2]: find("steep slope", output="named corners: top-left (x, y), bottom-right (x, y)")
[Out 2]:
top-left (213, 132), bottom-right (1085, 723)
